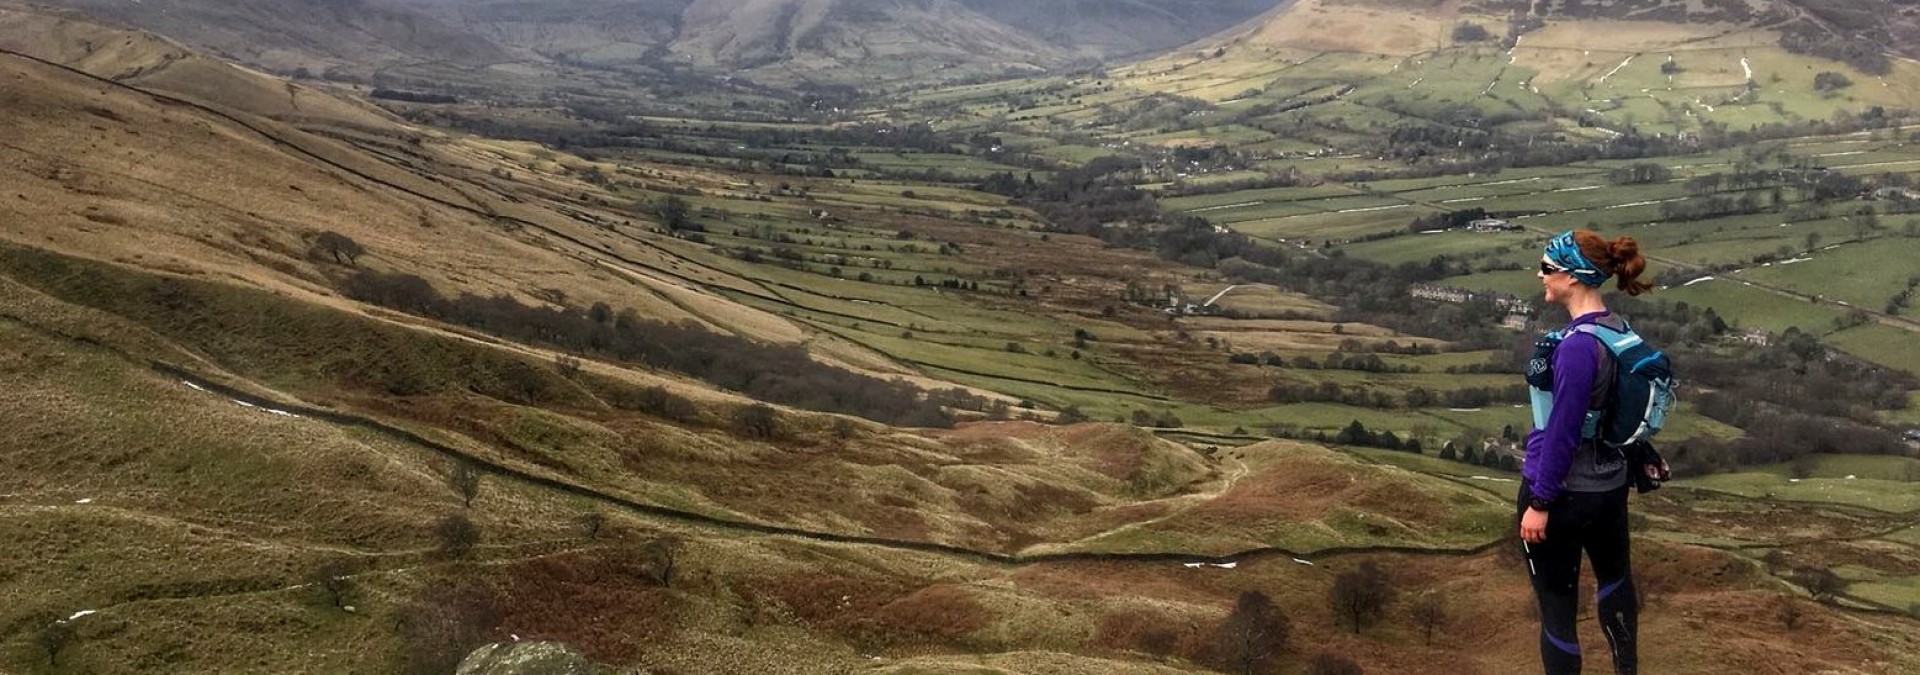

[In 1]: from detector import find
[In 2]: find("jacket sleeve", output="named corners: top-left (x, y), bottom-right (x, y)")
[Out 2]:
top-left (1526, 331), bottom-right (1602, 503)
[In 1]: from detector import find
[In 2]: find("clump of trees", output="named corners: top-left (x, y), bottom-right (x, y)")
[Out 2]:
top-left (1452, 22), bottom-right (1493, 42)
top-left (339, 270), bottom-right (959, 427)
top-left (1609, 163), bottom-right (1673, 185)
top-left (1813, 71), bottom-right (1854, 93)
top-left (1669, 326), bottom-right (1915, 474)
top-left (1780, 30), bottom-right (1890, 75)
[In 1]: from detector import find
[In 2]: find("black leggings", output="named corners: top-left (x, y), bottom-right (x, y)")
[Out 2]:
top-left (1517, 481), bottom-right (1638, 675)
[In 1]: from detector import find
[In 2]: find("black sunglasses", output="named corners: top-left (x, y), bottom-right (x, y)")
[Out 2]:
top-left (1540, 261), bottom-right (1566, 275)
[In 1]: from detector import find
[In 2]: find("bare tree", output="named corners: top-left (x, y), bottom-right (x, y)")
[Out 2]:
top-left (1409, 592), bottom-right (1447, 646)
top-left (639, 534), bottom-right (684, 587)
top-left (313, 231), bottom-right (365, 266)
top-left (432, 513), bottom-right (481, 559)
top-left (310, 559), bottom-right (356, 608)
top-left (1211, 590), bottom-right (1290, 675)
top-left (577, 511), bottom-right (607, 540)
top-left (1328, 561), bottom-right (1397, 634)
top-left (448, 462), bottom-right (482, 509)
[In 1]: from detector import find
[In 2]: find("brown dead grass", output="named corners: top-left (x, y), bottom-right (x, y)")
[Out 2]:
top-left (495, 548), bottom-right (680, 663)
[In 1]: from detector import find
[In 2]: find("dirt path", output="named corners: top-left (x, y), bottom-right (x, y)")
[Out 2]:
top-left (1036, 457), bottom-right (1251, 554)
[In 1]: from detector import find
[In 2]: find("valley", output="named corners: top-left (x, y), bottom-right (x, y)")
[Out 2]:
top-left (1, 0), bottom-right (1918, 673)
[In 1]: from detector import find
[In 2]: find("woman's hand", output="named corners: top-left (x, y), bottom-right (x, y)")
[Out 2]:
top-left (1521, 507), bottom-right (1550, 543)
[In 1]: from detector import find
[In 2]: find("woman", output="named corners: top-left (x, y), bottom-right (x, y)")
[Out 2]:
top-left (1519, 229), bottom-right (1653, 675)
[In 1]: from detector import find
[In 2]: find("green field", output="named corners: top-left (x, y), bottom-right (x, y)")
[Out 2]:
top-left (1658, 280), bottom-right (1849, 334)
top-left (1679, 472), bottom-right (1920, 513)
top-left (1736, 238), bottom-right (1920, 311)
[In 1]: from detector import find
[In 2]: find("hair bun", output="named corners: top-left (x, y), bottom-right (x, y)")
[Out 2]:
top-left (1608, 236), bottom-right (1639, 265)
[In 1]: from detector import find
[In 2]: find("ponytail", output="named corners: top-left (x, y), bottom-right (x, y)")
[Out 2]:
top-left (1607, 236), bottom-right (1652, 296)
top-left (1571, 230), bottom-right (1654, 296)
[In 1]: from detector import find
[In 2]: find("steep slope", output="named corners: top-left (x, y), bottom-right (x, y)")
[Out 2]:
top-left (39, 0), bottom-right (1288, 89)
top-left (0, 4), bottom-right (397, 128)
top-left (20, 0), bottom-right (511, 75)
top-left (962, 0), bottom-right (1283, 58)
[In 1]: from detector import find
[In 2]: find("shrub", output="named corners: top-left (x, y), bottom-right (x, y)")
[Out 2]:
top-left (1452, 22), bottom-right (1492, 42)
top-left (36, 620), bottom-right (74, 666)
top-left (310, 559), bottom-right (356, 608)
top-left (637, 535), bottom-right (683, 587)
top-left (576, 512), bottom-right (606, 540)
top-left (733, 403), bottom-right (781, 440)
top-left (1307, 652), bottom-right (1364, 675)
top-left (432, 513), bottom-right (481, 559)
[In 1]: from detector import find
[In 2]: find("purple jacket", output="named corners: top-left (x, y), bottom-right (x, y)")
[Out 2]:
top-left (1522, 311), bottom-right (1610, 503)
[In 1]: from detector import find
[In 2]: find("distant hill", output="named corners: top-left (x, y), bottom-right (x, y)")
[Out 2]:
top-left (21, 0), bottom-right (511, 75)
top-left (1223, 0), bottom-right (1920, 62)
top-left (29, 0), bottom-right (1288, 88)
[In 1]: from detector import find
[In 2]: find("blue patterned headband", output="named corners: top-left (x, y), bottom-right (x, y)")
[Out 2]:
top-left (1543, 231), bottom-right (1611, 287)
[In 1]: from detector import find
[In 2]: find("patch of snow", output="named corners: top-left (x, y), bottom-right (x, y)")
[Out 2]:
top-left (1607, 198), bottom-right (1683, 209)
top-left (1441, 197), bottom-right (1485, 204)
top-left (1448, 408), bottom-right (1483, 412)
top-left (266, 409), bottom-right (298, 417)
top-left (67, 610), bottom-right (95, 621)
top-left (1212, 562), bottom-right (1238, 569)
top-left (1740, 57), bottom-right (1752, 81)
top-left (1189, 201), bottom-right (1263, 213)
top-left (1778, 256), bottom-right (1812, 265)
top-left (74, 498), bottom-right (93, 504)
top-left (1789, 478), bottom-right (1801, 483)
top-left (1554, 185), bottom-right (1602, 193)
top-left (1684, 276), bottom-right (1716, 287)
top-left (1599, 56), bottom-right (1635, 83)
top-left (1420, 229), bottom-right (1448, 234)
top-left (1183, 562), bottom-right (1205, 568)
top-left (1846, 475), bottom-right (1857, 480)
top-left (233, 399), bottom-right (258, 408)
top-left (183, 380), bottom-right (207, 392)
top-left (1293, 558), bottom-right (1315, 566)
